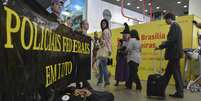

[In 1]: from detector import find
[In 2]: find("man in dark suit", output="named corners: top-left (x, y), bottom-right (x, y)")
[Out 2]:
top-left (156, 13), bottom-right (184, 98)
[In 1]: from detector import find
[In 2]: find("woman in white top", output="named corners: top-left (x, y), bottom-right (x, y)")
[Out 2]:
top-left (96, 19), bottom-right (112, 87)
top-left (125, 29), bottom-right (142, 90)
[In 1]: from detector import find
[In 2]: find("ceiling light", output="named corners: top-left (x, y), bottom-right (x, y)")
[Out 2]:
top-left (156, 6), bottom-right (160, 9)
top-left (61, 11), bottom-right (71, 16)
top-left (127, 2), bottom-right (131, 5)
top-left (74, 5), bottom-right (82, 11)
top-left (116, 0), bottom-right (120, 1)
top-left (163, 10), bottom-right (167, 13)
top-left (148, 3), bottom-right (151, 6)
top-left (184, 5), bottom-right (188, 8)
top-left (177, 1), bottom-right (181, 4)
top-left (136, 6), bottom-right (140, 9)
top-left (139, 0), bottom-right (143, 2)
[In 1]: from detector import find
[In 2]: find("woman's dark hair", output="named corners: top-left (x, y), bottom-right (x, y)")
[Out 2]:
top-left (130, 29), bottom-right (140, 40)
top-left (164, 13), bottom-right (175, 20)
top-left (100, 19), bottom-right (109, 31)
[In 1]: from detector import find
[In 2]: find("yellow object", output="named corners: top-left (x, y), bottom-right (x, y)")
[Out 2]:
top-left (130, 16), bottom-right (194, 81)
top-left (89, 16), bottom-right (201, 82)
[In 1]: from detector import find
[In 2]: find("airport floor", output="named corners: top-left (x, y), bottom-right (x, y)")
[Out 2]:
top-left (89, 74), bottom-right (201, 101)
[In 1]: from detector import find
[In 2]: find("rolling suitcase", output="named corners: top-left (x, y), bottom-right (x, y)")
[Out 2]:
top-left (147, 50), bottom-right (165, 99)
top-left (147, 74), bottom-right (165, 98)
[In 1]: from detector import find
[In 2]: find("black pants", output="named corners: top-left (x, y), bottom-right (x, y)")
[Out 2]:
top-left (126, 61), bottom-right (142, 89)
top-left (163, 59), bottom-right (183, 94)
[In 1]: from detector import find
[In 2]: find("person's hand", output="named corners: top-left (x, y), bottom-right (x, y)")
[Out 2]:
top-left (193, 20), bottom-right (198, 25)
top-left (197, 31), bottom-right (201, 39)
top-left (74, 89), bottom-right (92, 97)
top-left (78, 90), bottom-right (86, 97)
top-left (74, 89), bottom-right (80, 96)
top-left (81, 89), bottom-right (92, 97)
top-left (193, 20), bottom-right (201, 29)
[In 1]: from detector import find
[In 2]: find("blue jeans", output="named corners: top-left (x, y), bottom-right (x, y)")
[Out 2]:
top-left (98, 57), bottom-right (109, 84)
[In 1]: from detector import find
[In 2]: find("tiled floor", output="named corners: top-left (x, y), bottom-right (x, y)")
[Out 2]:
top-left (89, 75), bottom-right (201, 101)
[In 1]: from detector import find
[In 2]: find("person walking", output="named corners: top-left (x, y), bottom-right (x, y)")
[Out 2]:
top-left (125, 29), bottom-right (142, 90)
top-left (156, 13), bottom-right (184, 98)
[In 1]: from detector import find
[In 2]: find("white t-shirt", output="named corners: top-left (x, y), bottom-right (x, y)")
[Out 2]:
top-left (127, 38), bottom-right (141, 64)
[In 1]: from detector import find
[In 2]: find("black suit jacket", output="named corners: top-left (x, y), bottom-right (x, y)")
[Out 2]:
top-left (159, 22), bottom-right (183, 60)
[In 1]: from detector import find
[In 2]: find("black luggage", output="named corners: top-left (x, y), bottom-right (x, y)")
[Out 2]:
top-left (147, 50), bottom-right (165, 99)
top-left (147, 74), bottom-right (165, 98)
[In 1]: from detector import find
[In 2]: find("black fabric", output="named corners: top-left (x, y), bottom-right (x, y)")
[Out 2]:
top-left (88, 90), bottom-right (114, 101)
top-left (75, 81), bottom-right (93, 90)
top-left (121, 23), bottom-right (130, 34)
top-left (158, 22), bottom-right (184, 97)
top-left (126, 61), bottom-right (141, 89)
top-left (0, 1), bottom-right (5, 100)
top-left (147, 74), bottom-right (165, 97)
top-left (54, 81), bottom-right (114, 101)
top-left (1, 0), bottom-right (91, 100)
top-left (54, 93), bottom-right (87, 101)
top-left (159, 22), bottom-right (183, 60)
top-left (107, 58), bottom-right (113, 65)
top-left (63, 90), bottom-right (114, 101)
top-left (162, 59), bottom-right (184, 94)
top-left (117, 39), bottom-right (127, 56)
top-left (57, 90), bottom-right (114, 101)
top-left (69, 95), bottom-right (87, 101)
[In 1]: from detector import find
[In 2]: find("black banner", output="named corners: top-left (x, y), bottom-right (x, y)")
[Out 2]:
top-left (0, 0), bottom-right (91, 100)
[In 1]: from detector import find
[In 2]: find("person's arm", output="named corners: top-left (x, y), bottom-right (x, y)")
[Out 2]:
top-left (197, 23), bottom-right (201, 28)
top-left (102, 29), bottom-right (112, 55)
top-left (126, 40), bottom-right (132, 54)
top-left (77, 89), bottom-right (92, 97)
top-left (193, 20), bottom-right (201, 29)
top-left (159, 24), bottom-right (178, 49)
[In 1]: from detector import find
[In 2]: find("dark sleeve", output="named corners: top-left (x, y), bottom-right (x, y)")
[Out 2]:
top-left (196, 23), bottom-right (201, 29)
top-left (159, 24), bottom-right (178, 49)
top-left (120, 46), bottom-right (127, 51)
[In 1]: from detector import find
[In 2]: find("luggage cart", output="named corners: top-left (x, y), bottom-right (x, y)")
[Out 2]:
top-left (183, 30), bottom-right (201, 92)
top-left (186, 54), bottom-right (201, 92)
top-left (183, 48), bottom-right (201, 92)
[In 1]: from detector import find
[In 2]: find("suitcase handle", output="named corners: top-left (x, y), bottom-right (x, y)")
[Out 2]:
top-left (152, 50), bottom-right (164, 74)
